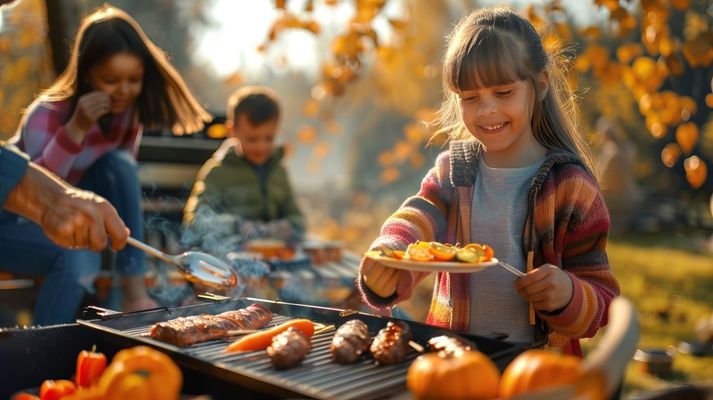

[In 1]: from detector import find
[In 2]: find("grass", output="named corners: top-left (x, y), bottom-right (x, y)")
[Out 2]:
top-left (591, 232), bottom-right (713, 395)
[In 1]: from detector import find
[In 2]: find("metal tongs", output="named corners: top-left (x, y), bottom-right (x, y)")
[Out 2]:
top-left (127, 237), bottom-right (238, 290)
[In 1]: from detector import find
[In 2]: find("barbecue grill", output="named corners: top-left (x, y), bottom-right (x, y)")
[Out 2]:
top-left (0, 297), bottom-right (526, 399)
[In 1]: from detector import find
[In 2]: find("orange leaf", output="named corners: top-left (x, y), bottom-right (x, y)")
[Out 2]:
top-left (661, 143), bottom-right (681, 168)
top-left (324, 119), bottom-right (342, 135)
top-left (669, 0), bottom-right (691, 10)
top-left (380, 167), bottom-right (400, 184)
top-left (632, 57), bottom-right (657, 81)
top-left (705, 94), bottom-right (713, 109)
top-left (616, 43), bottom-right (643, 63)
top-left (580, 26), bottom-right (602, 39)
top-left (313, 141), bottom-right (330, 158)
top-left (683, 36), bottom-right (713, 67)
top-left (378, 151), bottom-right (394, 167)
top-left (297, 126), bottom-right (318, 143)
top-left (684, 155), bottom-right (708, 189)
top-left (303, 99), bottom-right (320, 117)
top-left (223, 72), bottom-right (243, 86)
top-left (206, 123), bottom-right (228, 139)
top-left (675, 123), bottom-right (699, 154)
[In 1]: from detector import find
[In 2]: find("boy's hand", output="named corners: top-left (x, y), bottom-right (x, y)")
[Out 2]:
top-left (361, 257), bottom-right (401, 298)
top-left (513, 263), bottom-right (573, 312)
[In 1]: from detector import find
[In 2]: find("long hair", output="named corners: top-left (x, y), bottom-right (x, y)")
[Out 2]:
top-left (36, 5), bottom-right (210, 135)
top-left (434, 7), bottom-right (595, 175)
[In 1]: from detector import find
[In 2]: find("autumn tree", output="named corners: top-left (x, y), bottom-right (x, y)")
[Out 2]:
top-left (260, 0), bottom-right (712, 229)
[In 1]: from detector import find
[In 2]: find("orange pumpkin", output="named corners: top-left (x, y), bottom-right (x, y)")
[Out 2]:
top-left (499, 349), bottom-right (582, 398)
top-left (98, 346), bottom-right (182, 400)
top-left (407, 350), bottom-right (500, 400)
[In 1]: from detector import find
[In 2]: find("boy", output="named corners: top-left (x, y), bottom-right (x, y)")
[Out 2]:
top-left (184, 86), bottom-right (305, 249)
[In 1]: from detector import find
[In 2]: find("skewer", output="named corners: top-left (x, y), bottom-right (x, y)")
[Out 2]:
top-left (339, 309), bottom-right (359, 317)
top-left (225, 329), bottom-right (260, 336)
top-left (498, 261), bottom-right (525, 277)
top-left (409, 340), bottom-right (425, 353)
top-left (314, 324), bottom-right (336, 335)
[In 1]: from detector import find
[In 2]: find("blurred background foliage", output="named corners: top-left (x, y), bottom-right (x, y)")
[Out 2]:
top-left (1, 0), bottom-right (711, 249)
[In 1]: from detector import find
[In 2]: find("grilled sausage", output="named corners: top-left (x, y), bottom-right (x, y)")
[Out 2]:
top-left (370, 321), bottom-right (412, 365)
top-left (267, 327), bottom-right (311, 369)
top-left (218, 303), bottom-right (273, 329)
top-left (427, 335), bottom-right (472, 355)
top-left (330, 319), bottom-right (371, 363)
top-left (150, 303), bottom-right (273, 347)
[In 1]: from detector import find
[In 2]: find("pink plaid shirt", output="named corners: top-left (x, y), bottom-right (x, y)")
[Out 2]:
top-left (12, 99), bottom-right (142, 185)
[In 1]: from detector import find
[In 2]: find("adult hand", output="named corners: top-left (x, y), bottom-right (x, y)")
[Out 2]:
top-left (5, 162), bottom-right (129, 252)
top-left (361, 257), bottom-right (401, 298)
top-left (513, 263), bottom-right (573, 313)
top-left (65, 91), bottom-right (111, 142)
top-left (40, 187), bottom-right (129, 252)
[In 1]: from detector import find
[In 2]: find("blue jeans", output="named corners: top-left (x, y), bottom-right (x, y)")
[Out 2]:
top-left (0, 150), bottom-right (145, 325)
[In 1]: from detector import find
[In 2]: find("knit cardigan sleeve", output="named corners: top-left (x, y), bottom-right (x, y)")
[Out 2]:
top-left (536, 164), bottom-right (620, 339)
top-left (357, 151), bottom-right (455, 309)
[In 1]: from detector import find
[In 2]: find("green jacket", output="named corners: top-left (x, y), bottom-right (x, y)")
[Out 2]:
top-left (184, 139), bottom-right (305, 235)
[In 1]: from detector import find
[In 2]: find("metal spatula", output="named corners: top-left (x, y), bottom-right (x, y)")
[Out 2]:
top-left (127, 237), bottom-right (238, 290)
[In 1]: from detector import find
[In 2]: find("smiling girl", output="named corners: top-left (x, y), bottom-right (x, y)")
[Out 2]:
top-left (4, 5), bottom-right (210, 322)
top-left (358, 7), bottom-right (620, 356)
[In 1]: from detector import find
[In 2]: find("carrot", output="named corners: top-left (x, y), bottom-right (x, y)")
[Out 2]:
top-left (225, 319), bottom-right (315, 353)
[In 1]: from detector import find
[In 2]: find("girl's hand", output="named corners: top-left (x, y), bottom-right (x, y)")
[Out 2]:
top-left (65, 91), bottom-right (111, 142)
top-left (361, 257), bottom-right (401, 298)
top-left (513, 263), bottom-right (573, 313)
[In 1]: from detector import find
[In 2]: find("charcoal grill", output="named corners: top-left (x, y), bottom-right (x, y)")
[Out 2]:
top-left (1, 297), bottom-right (526, 399)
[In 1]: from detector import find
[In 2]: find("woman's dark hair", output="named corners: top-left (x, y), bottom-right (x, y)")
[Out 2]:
top-left (36, 5), bottom-right (210, 134)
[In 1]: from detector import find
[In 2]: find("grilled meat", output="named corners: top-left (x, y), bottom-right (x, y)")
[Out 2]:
top-left (267, 327), bottom-right (311, 369)
top-left (370, 321), bottom-right (412, 365)
top-left (330, 319), bottom-right (371, 364)
top-left (150, 303), bottom-right (272, 347)
top-left (427, 335), bottom-right (472, 356)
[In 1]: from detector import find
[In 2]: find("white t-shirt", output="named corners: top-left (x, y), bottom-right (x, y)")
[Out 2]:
top-left (469, 157), bottom-right (543, 344)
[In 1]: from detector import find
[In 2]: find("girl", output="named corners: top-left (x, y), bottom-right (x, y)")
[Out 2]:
top-left (0, 5), bottom-right (211, 324)
top-left (358, 7), bottom-right (620, 356)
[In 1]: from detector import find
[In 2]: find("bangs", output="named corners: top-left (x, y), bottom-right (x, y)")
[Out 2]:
top-left (445, 27), bottom-right (531, 92)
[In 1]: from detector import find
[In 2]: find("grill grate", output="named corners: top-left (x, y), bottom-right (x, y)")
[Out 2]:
top-left (78, 298), bottom-right (523, 399)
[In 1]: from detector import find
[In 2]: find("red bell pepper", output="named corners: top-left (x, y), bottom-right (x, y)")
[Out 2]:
top-left (75, 347), bottom-right (107, 388)
top-left (39, 380), bottom-right (75, 400)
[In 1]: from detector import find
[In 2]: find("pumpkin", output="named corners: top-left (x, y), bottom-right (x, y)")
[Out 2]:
top-left (407, 350), bottom-right (500, 400)
top-left (499, 349), bottom-right (582, 398)
top-left (98, 346), bottom-right (182, 400)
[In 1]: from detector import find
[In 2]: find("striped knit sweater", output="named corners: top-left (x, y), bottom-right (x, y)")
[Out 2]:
top-left (358, 140), bottom-right (620, 356)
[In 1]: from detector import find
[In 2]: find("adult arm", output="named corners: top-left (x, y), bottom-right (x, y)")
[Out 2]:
top-left (4, 158), bottom-right (129, 252)
top-left (0, 144), bottom-right (29, 206)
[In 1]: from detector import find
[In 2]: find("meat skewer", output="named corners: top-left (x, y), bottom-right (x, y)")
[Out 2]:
top-left (330, 319), bottom-right (371, 364)
top-left (149, 303), bottom-right (273, 347)
top-left (427, 335), bottom-right (473, 355)
top-left (267, 327), bottom-right (312, 369)
top-left (370, 321), bottom-right (412, 365)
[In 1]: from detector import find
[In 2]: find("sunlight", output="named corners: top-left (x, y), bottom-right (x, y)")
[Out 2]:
top-left (192, 0), bottom-right (405, 80)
